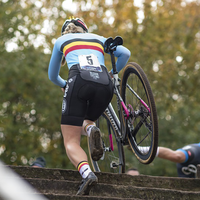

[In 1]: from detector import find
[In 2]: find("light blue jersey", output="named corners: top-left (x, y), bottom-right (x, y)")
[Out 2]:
top-left (48, 33), bottom-right (131, 87)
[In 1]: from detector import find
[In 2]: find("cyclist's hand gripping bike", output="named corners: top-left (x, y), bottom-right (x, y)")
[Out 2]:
top-left (88, 36), bottom-right (158, 173)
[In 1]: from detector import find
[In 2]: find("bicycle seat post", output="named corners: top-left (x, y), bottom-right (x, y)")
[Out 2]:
top-left (110, 50), bottom-right (120, 87)
top-left (110, 50), bottom-right (117, 74)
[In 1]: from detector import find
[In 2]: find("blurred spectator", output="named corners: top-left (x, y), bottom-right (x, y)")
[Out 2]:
top-left (126, 168), bottom-right (140, 176)
top-left (31, 157), bottom-right (46, 168)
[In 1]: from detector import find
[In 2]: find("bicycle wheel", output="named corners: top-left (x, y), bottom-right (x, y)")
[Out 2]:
top-left (88, 112), bottom-right (125, 173)
top-left (121, 62), bottom-right (158, 164)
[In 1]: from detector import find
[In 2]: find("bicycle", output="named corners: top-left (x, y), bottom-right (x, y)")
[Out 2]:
top-left (87, 36), bottom-right (158, 173)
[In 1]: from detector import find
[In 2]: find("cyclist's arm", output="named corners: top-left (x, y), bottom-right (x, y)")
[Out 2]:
top-left (48, 40), bottom-right (66, 88)
top-left (158, 147), bottom-right (186, 163)
top-left (112, 45), bottom-right (131, 73)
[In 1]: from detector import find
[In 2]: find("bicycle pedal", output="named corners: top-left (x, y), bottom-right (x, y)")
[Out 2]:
top-left (110, 161), bottom-right (118, 169)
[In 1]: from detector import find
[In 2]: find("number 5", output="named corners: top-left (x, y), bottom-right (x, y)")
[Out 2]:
top-left (86, 56), bottom-right (93, 65)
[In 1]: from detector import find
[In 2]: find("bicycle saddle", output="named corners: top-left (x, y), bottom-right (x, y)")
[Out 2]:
top-left (104, 36), bottom-right (123, 53)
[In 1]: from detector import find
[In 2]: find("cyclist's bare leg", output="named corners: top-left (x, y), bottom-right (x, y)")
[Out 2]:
top-left (61, 124), bottom-right (98, 195)
top-left (61, 124), bottom-right (88, 167)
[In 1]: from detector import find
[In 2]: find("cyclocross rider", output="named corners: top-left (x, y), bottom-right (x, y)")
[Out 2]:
top-left (139, 143), bottom-right (200, 178)
top-left (157, 143), bottom-right (200, 178)
top-left (48, 17), bottom-right (130, 195)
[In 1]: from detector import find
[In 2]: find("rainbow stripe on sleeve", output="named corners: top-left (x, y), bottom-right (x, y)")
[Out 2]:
top-left (61, 39), bottom-right (104, 56)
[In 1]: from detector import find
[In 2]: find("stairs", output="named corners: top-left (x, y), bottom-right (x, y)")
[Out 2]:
top-left (3, 165), bottom-right (200, 200)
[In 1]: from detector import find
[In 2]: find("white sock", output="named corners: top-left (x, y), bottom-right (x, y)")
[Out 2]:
top-left (138, 146), bottom-right (150, 153)
top-left (156, 147), bottom-right (159, 157)
top-left (138, 146), bottom-right (159, 157)
top-left (84, 124), bottom-right (94, 137)
top-left (77, 161), bottom-right (92, 179)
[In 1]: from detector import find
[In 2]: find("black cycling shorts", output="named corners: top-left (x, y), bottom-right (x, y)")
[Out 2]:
top-left (61, 64), bottom-right (114, 126)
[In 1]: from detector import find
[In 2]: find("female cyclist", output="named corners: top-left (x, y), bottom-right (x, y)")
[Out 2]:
top-left (48, 17), bottom-right (130, 195)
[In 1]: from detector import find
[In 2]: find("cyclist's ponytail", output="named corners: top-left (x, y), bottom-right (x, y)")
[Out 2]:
top-left (62, 23), bottom-right (86, 35)
top-left (61, 23), bottom-right (86, 66)
top-left (61, 56), bottom-right (66, 66)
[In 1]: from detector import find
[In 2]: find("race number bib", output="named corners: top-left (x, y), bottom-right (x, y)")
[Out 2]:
top-left (78, 54), bottom-right (102, 72)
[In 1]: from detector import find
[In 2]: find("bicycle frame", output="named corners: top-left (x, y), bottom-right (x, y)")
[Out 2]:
top-left (93, 36), bottom-right (158, 170)
top-left (104, 103), bottom-right (121, 150)
top-left (104, 103), bottom-right (125, 167)
top-left (106, 51), bottom-right (152, 153)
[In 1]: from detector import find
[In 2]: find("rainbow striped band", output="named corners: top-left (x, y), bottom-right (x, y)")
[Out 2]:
top-left (77, 161), bottom-right (88, 171)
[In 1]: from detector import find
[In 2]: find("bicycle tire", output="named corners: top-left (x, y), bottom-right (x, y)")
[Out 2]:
top-left (121, 62), bottom-right (158, 164)
top-left (88, 112), bottom-right (125, 173)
